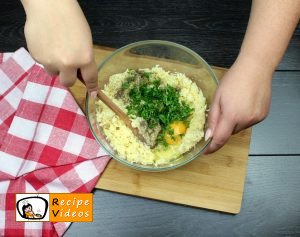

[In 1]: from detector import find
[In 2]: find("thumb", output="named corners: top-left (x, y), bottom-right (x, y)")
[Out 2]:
top-left (205, 94), bottom-right (221, 141)
top-left (80, 60), bottom-right (98, 97)
top-left (204, 113), bottom-right (235, 154)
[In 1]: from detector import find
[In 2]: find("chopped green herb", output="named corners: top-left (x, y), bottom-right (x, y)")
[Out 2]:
top-left (121, 69), bottom-right (194, 145)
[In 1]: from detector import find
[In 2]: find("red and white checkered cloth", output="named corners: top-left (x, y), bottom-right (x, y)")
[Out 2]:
top-left (0, 48), bottom-right (111, 237)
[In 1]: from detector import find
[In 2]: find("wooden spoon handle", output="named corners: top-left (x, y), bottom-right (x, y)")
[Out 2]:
top-left (76, 69), bottom-right (142, 139)
top-left (97, 90), bottom-right (133, 129)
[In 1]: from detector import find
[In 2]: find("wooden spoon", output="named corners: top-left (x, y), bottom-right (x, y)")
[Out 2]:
top-left (76, 70), bottom-right (148, 145)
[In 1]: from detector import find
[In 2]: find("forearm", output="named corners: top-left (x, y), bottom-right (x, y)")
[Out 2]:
top-left (237, 0), bottom-right (300, 72)
top-left (21, 0), bottom-right (76, 12)
top-left (20, 0), bottom-right (81, 24)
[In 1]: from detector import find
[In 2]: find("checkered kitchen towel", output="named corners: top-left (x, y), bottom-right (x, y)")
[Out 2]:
top-left (0, 48), bottom-right (110, 236)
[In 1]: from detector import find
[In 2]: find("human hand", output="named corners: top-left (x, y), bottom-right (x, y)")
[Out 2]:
top-left (204, 57), bottom-right (273, 154)
top-left (21, 0), bottom-right (97, 95)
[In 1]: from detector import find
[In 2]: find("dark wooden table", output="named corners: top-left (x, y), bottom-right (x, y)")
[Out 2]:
top-left (1, 1), bottom-right (299, 236)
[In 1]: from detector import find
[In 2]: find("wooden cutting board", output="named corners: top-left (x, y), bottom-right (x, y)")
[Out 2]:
top-left (69, 45), bottom-right (250, 214)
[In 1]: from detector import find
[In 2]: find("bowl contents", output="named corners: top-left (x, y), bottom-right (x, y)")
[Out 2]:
top-left (95, 66), bottom-right (206, 166)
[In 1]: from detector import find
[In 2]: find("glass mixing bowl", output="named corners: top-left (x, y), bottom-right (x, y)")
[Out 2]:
top-left (86, 40), bottom-right (218, 171)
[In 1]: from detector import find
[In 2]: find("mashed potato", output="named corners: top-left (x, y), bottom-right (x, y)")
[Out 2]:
top-left (95, 66), bottom-right (206, 166)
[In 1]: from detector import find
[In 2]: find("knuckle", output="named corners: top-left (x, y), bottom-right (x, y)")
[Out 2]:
top-left (44, 68), bottom-right (57, 76)
top-left (247, 114), bottom-right (257, 124)
top-left (208, 115), bottom-right (217, 125)
top-left (213, 137), bottom-right (226, 147)
top-left (86, 79), bottom-right (97, 87)
top-left (80, 52), bottom-right (93, 65)
top-left (60, 78), bottom-right (75, 87)
top-left (60, 57), bottom-right (75, 68)
top-left (44, 62), bottom-right (56, 71)
top-left (257, 111), bottom-right (267, 122)
top-left (247, 110), bottom-right (267, 124)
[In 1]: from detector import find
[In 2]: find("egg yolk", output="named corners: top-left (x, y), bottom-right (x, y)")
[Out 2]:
top-left (170, 121), bottom-right (187, 135)
top-left (165, 121), bottom-right (187, 145)
top-left (165, 133), bottom-right (181, 145)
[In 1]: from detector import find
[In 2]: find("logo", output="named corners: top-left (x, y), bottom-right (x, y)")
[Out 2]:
top-left (16, 194), bottom-right (49, 222)
top-left (16, 193), bottom-right (93, 222)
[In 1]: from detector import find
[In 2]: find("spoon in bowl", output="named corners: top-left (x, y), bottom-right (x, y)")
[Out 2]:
top-left (77, 69), bottom-right (158, 147)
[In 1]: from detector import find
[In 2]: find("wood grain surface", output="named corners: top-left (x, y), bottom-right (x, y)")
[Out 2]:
top-left (0, 0), bottom-right (299, 70)
top-left (69, 46), bottom-right (250, 214)
top-left (65, 156), bottom-right (300, 237)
